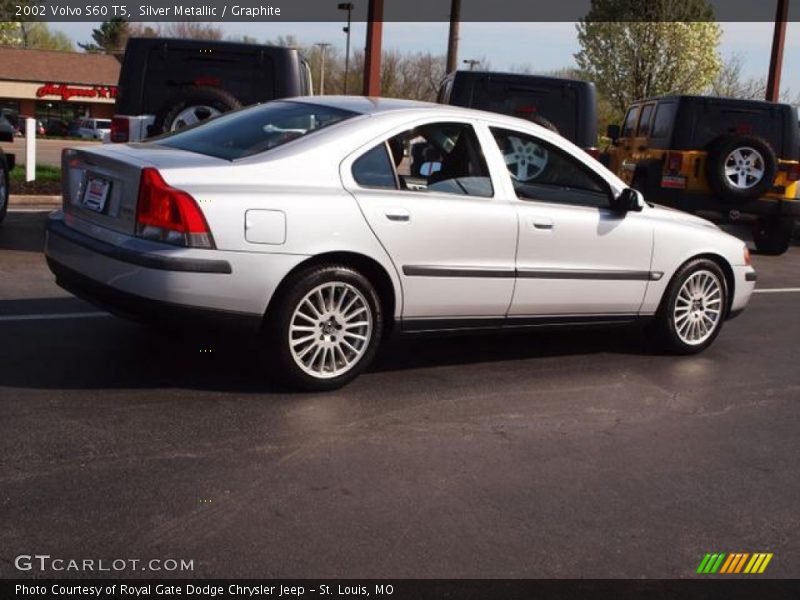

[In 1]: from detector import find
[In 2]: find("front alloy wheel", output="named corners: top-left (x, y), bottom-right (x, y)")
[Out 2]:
top-left (672, 270), bottom-right (723, 346)
top-left (267, 265), bottom-right (382, 391)
top-left (649, 259), bottom-right (727, 354)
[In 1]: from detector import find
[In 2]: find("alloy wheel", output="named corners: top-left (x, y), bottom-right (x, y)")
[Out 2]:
top-left (170, 105), bottom-right (221, 130)
top-left (504, 136), bottom-right (549, 181)
top-left (723, 147), bottom-right (765, 190)
top-left (288, 282), bottom-right (373, 379)
top-left (673, 270), bottom-right (723, 346)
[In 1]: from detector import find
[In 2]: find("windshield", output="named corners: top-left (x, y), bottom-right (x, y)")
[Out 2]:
top-left (96, 120), bottom-right (111, 128)
top-left (153, 101), bottom-right (358, 160)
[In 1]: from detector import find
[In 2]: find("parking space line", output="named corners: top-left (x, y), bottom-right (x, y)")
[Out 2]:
top-left (753, 288), bottom-right (800, 294)
top-left (0, 312), bottom-right (110, 322)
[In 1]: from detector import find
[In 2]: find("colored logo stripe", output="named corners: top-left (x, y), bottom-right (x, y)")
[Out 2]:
top-left (697, 552), bottom-right (773, 574)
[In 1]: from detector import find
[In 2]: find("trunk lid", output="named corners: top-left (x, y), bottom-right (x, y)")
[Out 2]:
top-left (62, 144), bottom-right (225, 236)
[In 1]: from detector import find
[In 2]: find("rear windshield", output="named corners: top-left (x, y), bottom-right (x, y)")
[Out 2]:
top-left (154, 101), bottom-right (357, 160)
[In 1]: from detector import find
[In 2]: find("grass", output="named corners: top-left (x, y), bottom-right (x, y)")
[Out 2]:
top-left (10, 165), bottom-right (61, 183)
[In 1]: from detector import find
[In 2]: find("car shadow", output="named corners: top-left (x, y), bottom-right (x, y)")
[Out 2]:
top-left (0, 302), bottom-right (648, 394)
top-left (0, 210), bottom-right (49, 253)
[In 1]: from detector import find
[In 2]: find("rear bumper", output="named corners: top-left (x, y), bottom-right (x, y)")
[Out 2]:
top-left (45, 211), bottom-right (307, 332)
top-left (48, 258), bottom-right (263, 334)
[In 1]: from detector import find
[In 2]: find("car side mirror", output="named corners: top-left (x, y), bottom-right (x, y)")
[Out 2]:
top-left (611, 188), bottom-right (643, 213)
top-left (606, 124), bottom-right (620, 142)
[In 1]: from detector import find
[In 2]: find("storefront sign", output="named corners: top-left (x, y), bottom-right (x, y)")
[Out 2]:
top-left (36, 83), bottom-right (118, 101)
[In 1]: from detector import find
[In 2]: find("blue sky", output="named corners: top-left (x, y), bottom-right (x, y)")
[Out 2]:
top-left (51, 21), bottom-right (800, 98)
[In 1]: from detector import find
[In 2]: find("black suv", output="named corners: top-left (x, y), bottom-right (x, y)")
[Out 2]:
top-left (606, 95), bottom-right (800, 254)
top-left (111, 37), bottom-right (312, 142)
top-left (438, 70), bottom-right (598, 154)
top-left (0, 113), bottom-right (15, 224)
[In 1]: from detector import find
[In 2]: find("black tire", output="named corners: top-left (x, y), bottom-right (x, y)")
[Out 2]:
top-left (152, 86), bottom-right (242, 135)
top-left (0, 152), bottom-right (9, 224)
top-left (753, 216), bottom-right (794, 255)
top-left (705, 134), bottom-right (777, 201)
top-left (647, 258), bottom-right (728, 355)
top-left (529, 114), bottom-right (559, 134)
top-left (264, 265), bottom-right (383, 391)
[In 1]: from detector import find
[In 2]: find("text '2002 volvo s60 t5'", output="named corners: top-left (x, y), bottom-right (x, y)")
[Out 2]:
top-left (45, 97), bottom-right (757, 390)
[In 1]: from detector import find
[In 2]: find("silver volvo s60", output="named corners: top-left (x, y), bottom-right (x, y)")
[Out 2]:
top-left (45, 97), bottom-right (757, 390)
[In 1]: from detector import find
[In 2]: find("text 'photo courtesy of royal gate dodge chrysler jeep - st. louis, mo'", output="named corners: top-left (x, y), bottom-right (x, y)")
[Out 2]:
top-left (44, 96), bottom-right (756, 390)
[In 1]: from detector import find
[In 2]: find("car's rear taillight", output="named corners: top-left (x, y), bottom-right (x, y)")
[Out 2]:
top-left (667, 152), bottom-right (682, 172)
top-left (135, 168), bottom-right (214, 248)
top-left (110, 116), bottom-right (129, 143)
top-left (786, 163), bottom-right (800, 182)
top-left (744, 246), bottom-right (752, 267)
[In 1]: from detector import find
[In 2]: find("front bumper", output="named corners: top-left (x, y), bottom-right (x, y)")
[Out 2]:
top-left (729, 265), bottom-right (757, 319)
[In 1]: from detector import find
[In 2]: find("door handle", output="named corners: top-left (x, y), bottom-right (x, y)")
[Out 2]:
top-left (384, 207), bottom-right (410, 222)
top-left (531, 217), bottom-right (554, 231)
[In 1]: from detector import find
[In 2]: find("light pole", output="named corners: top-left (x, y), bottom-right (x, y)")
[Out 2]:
top-left (463, 59), bottom-right (480, 71)
top-left (315, 42), bottom-right (331, 95)
top-left (338, 2), bottom-right (354, 94)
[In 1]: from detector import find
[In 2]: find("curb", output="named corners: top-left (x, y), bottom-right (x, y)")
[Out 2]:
top-left (9, 195), bottom-right (62, 209)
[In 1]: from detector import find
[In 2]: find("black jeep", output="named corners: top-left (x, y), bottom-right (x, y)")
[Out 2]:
top-left (111, 37), bottom-right (312, 143)
top-left (438, 70), bottom-right (598, 154)
top-left (605, 95), bottom-right (800, 255)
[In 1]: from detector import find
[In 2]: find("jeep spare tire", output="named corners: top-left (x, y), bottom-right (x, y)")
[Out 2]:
top-left (529, 114), bottom-right (559, 134)
top-left (705, 134), bottom-right (777, 201)
top-left (153, 87), bottom-right (242, 134)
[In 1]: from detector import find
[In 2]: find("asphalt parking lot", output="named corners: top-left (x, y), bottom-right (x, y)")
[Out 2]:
top-left (1, 210), bottom-right (799, 579)
top-left (7, 137), bottom-right (99, 168)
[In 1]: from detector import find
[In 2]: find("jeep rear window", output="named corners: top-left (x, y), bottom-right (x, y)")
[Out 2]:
top-left (470, 80), bottom-right (580, 142)
top-left (622, 106), bottom-right (640, 137)
top-left (153, 101), bottom-right (357, 160)
top-left (691, 106), bottom-right (783, 153)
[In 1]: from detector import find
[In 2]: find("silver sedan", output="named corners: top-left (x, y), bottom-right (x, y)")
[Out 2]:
top-left (45, 97), bottom-right (757, 390)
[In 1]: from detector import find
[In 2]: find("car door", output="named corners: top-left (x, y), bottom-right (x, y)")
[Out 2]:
top-left (486, 125), bottom-right (654, 319)
top-left (342, 119), bottom-right (517, 325)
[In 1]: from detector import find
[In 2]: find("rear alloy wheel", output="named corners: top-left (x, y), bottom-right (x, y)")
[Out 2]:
top-left (0, 153), bottom-right (9, 224)
top-left (266, 265), bottom-right (382, 391)
top-left (753, 216), bottom-right (794, 256)
top-left (649, 259), bottom-right (727, 354)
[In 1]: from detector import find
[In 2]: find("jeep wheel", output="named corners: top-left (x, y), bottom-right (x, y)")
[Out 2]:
top-left (0, 152), bottom-right (9, 224)
top-left (153, 87), bottom-right (242, 135)
top-left (753, 216), bottom-right (794, 256)
top-left (706, 135), bottom-right (777, 201)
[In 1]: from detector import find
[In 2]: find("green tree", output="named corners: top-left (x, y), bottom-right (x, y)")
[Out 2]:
top-left (79, 18), bottom-right (129, 54)
top-left (575, 0), bottom-right (722, 121)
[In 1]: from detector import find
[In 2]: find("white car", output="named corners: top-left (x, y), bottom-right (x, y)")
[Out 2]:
top-left (45, 97), bottom-right (757, 390)
top-left (76, 118), bottom-right (112, 140)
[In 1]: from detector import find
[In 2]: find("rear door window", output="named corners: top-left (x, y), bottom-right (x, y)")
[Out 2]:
top-left (352, 143), bottom-right (397, 189)
top-left (651, 102), bottom-right (676, 139)
top-left (636, 104), bottom-right (655, 137)
top-left (622, 106), bottom-right (640, 138)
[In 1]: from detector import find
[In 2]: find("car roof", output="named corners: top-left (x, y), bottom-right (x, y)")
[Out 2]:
top-left (288, 95), bottom-right (471, 115)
